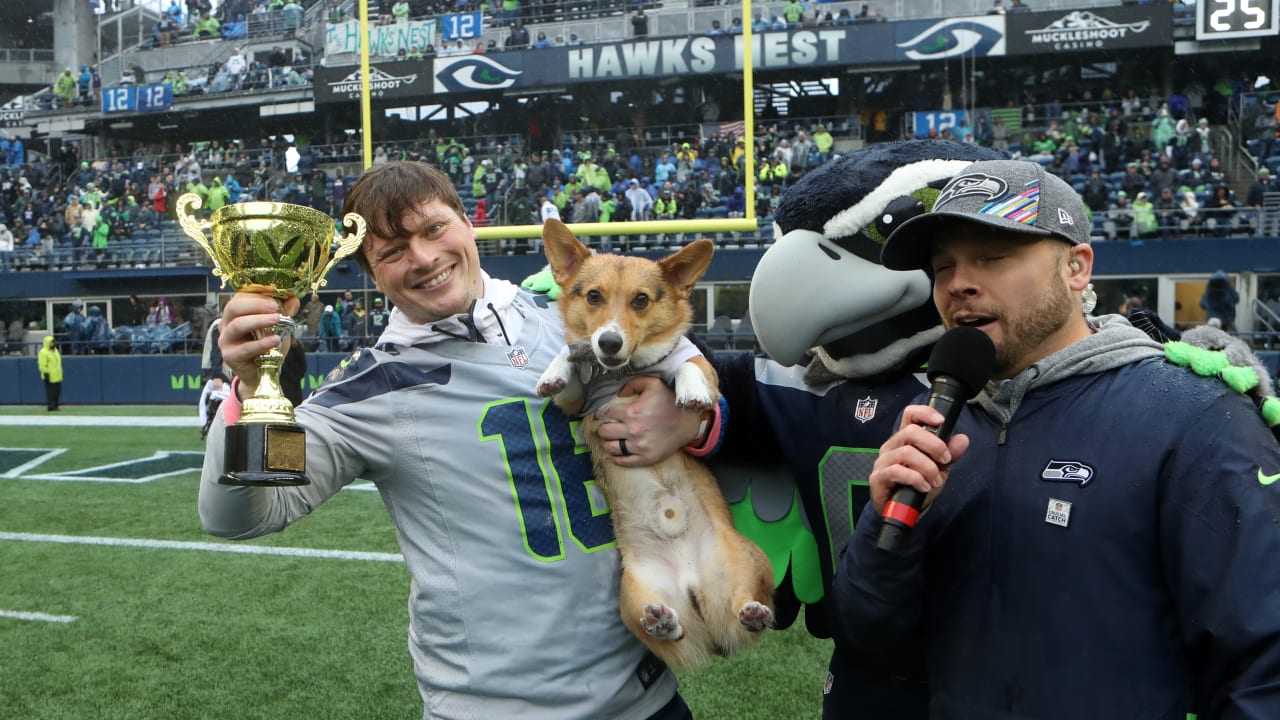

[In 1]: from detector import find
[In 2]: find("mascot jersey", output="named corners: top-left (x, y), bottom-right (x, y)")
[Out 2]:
top-left (712, 353), bottom-right (927, 631)
top-left (710, 351), bottom-right (934, 719)
top-left (199, 289), bottom-right (676, 720)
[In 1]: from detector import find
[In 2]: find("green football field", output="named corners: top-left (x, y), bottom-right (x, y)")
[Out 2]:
top-left (0, 407), bottom-right (831, 719)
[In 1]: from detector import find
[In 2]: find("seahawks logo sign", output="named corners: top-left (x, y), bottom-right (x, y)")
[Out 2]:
top-left (897, 17), bottom-right (1006, 60)
top-left (433, 56), bottom-right (523, 93)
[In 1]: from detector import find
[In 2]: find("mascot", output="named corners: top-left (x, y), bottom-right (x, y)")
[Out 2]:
top-left (524, 140), bottom-right (1280, 718)
top-left (706, 139), bottom-right (1003, 718)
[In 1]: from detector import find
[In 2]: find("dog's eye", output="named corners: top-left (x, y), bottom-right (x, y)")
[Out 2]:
top-left (586, 289), bottom-right (604, 305)
top-left (631, 293), bottom-right (649, 310)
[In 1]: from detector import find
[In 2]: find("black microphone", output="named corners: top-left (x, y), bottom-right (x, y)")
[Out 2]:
top-left (876, 326), bottom-right (995, 552)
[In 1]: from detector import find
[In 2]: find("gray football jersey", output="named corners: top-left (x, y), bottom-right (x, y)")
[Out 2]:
top-left (200, 295), bottom-right (675, 720)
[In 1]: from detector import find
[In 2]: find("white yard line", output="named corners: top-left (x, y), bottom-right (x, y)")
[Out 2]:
top-left (0, 532), bottom-right (404, 563)
top-left (0, 416), bottom-right (202, 427)
top-left (0, 609), bottom-right (79, 624)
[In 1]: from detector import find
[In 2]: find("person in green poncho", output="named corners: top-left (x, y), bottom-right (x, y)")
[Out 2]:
top-left (91, 212), bottom-right (110, 266)
top-left (194, 12), bottom-right (221, 39)
top-left (53, 68), bottom-right (78, 110)
top-left (206, 176), bottom-right (230, 212)
top-left (38, 335), bottom-right (63, 411)
top-left (1133, 190), bottom-right (1158, 237)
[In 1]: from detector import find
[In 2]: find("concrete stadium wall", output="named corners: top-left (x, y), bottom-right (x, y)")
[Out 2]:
top-left (1, 352), bottom-right (348, 406)
top-left (3, 347), bottom-right (1278, 406)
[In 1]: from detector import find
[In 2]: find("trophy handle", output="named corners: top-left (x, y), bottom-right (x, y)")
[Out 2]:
top-left (175, 193), bottom-right (231, 289)
top-left (311, 213), bottom-right (368, 295)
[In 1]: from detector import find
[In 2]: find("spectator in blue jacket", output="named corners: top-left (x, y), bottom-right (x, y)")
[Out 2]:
top-left (835, 159), bottom-right (1280, 719)
top-left (223, 173), bottom-right (242, 203)
top-left (62, 299), bottom-right (86, 354)
top-left (1200, 269), bottom-right (1239, 331)
top-left (83, 305), bottom-right (112, 355)
top-left (317, 303), bottom-right (342, 351)
top-left (77, 65), bottom-right (92, 101)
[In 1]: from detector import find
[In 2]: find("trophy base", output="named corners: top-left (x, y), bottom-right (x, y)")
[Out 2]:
top-left (219, 422), bottom-right (311, 487)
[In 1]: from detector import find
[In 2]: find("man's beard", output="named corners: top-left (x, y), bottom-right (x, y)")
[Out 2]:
top-left (993, 272), bottom-right (1076, 379)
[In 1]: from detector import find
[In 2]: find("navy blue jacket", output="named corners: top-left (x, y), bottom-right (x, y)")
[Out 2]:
top-left (833, 357), bottom-right (1280, 719)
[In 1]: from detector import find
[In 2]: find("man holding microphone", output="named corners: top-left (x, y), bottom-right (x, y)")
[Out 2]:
top-left (832, 159), bottom-right (1280, 718)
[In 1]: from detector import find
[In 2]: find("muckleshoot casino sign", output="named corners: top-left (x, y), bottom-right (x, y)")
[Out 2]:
top-left (1007, 8), bottom-right (1169, 53)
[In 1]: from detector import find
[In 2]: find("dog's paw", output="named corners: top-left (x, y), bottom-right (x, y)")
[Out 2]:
top-left (642, 603), bottom-right (683, 641)
top-left (676, 397), bottom-right (714, 411)
top-left (738, 601), bottom-right (773, 633)
top-left (674, 382), bottom-right (715, 411)
top-left (536, 356), bottom-right (573, 397)
top-left (536, 376), bottom-right (567, 397)
top-left (673, 363), bottom-right (715, 411)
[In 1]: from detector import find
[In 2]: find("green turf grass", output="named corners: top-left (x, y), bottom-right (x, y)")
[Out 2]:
top-left (0, 416), bottom-right (832, 719)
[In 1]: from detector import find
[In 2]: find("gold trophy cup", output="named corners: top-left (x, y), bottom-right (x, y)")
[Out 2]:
top-left (177, 194), bottom-right (366, 486)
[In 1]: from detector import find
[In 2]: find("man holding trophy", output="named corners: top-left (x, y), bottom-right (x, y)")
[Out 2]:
top-left (194, 162), bottom-right (709, 720)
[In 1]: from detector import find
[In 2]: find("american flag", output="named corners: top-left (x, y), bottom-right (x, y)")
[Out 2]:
top-left (718, 120), bottom-right (746, 139)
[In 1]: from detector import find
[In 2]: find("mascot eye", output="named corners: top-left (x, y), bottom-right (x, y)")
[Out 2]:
top-left (631, 293), bottom-right (649, 310)
top-left (586, 289), bottom-right (604, 305)
top-left (829, 231), bottom-right (885, 264)
top-left (873, 196), bottom-right (928, 242)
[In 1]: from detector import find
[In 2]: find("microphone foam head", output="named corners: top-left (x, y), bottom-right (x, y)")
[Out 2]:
top-left (926, 326), bottom-right (996, 398)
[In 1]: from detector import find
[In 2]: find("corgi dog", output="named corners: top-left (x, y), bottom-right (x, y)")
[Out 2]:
top-left (535, 219), bottom-right (774, 670)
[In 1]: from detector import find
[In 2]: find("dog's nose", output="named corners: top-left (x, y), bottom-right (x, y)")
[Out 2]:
top-left (597, 332), bottom-right (623, 356)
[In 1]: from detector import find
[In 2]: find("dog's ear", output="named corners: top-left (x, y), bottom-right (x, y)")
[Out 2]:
top-left (658, 239), bottom-right (715, 295)
top-left (541, 218), bottom-right (591, 285)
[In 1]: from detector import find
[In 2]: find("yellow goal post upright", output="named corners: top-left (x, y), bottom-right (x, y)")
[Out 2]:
top-left (356, 0), bottom-right (760, 243)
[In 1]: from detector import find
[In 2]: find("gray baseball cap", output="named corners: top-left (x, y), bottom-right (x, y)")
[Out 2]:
top-left (881, 159), bottom-right (1091, 271)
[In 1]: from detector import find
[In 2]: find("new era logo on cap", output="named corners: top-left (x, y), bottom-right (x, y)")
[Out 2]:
top-left (881, 159), bottom-right (1091, 271)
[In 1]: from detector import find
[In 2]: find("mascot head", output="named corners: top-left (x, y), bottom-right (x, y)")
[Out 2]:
top-left (751, 140), bottom-right (1004, 381)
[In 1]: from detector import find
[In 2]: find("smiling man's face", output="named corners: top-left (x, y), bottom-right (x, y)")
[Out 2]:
top-left (364, 199), bottom-right (484, 325)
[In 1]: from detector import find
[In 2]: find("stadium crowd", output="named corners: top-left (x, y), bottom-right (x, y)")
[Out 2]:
top-left (5, 80), bottom-right (1277, 272)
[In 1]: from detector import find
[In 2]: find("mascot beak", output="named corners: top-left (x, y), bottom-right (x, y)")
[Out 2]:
top-left (749, 228), bottom-right (934, 366)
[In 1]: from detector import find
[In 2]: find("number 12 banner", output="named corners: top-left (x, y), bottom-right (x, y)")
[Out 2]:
top-left (101, 83), bottom-right (174, 114)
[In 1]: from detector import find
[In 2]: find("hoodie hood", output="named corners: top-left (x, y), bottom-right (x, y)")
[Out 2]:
top-left (976, 314), bottom-right (1165, 424)
top-left (377, 273), bottom-right (524, 348)
top-left (43, 335), bottom-right (55, 349)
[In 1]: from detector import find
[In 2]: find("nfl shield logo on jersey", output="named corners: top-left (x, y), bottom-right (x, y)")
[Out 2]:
top-left (506, 346), bottom-right (530, 369)
top-left (854, 396), bottom-right (878, 423)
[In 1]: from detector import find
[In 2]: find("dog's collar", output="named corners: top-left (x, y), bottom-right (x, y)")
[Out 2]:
top-left (567, 343), bottom-right (596, 363)
top-left (567, 342), bottom-right (675, 375)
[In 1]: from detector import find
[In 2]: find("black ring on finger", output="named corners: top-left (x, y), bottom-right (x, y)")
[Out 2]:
top-left (619, 438), bottom-right (631, 456)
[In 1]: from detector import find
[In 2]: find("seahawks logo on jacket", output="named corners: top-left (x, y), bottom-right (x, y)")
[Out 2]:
top-left (1040, 459), bottom-right (1094, 487)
